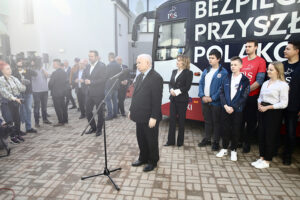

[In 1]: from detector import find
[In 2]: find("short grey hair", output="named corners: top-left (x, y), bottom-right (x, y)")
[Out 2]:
top-left (138, 54), bottom-right (152, 66)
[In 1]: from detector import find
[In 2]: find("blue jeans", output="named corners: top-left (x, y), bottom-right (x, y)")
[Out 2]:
top-left (20, 93), bottom-right (33, 131)
top-left (105, 89), bottom-right (118, 117)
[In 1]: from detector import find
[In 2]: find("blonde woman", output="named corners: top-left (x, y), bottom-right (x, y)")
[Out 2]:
top-left (252, 62), bottom-right (289, 169)
top-left (164, 55), bottom-right (193, 147)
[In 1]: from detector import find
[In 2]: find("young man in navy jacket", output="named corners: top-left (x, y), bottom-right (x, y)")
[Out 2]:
top-left (216, 56), bottom-right (250, 161)
top-left (198, 49), bottom-right (228, 151)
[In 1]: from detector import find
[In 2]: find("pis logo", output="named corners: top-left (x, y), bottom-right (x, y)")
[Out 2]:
top-left (168, 6), bottom-right (177, 19)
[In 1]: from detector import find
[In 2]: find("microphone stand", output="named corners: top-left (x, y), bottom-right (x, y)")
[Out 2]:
top-left (81, 77), bottom-right (122, 191)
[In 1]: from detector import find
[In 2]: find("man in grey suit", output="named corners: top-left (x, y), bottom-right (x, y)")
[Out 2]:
top-left (129, 54), bottom-right (163, 172)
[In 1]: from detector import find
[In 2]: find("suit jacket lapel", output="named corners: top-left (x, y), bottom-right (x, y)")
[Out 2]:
top-left (175, 69), bottom-right (185, 83)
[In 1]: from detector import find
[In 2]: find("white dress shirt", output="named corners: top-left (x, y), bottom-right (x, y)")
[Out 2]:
top-left (89, 61), bottom-right (98, 74)
top-left (78, 69), bottom-right (83, 88)
top-left (231, 73), bottom-right (242, 100)
top-left (204, 68), bottom-right (218, 96)
top-left (258, 80), bottom-right (289, 109)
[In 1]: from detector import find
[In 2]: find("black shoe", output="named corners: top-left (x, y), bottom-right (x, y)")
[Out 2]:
top-left (79, 115), bottom-right (85, 119)
top-left (105, 116), bottom-right (113, 121)
top-left (10, 136), bottom-right (20, 144)
top-left (242, 143), bottom-right (250, 153)
top-left (19, 131), bottom-right (26, 136)
top-left (211, 142), bottom-right (220, 151)
top-left (198, 138), bottom-right (211, 147)
top-left (163, 143), bottom-right (174, 146)
top-left (143, 163), bottom-right (157, 172)
top-left (46, 113), bottom-right (50, 117)
top-left (35, 123), bottom-right (40, 128)
top-left (96, 130), bottom-right (102, 137)
top-left (69, 106), bottom-right (77, 109)
top-left (43, 120), bottom-right (52, 124)
top-left (53, 123), bottom-right (64, 127)
top-left (16, 135), bottom-right (25, 142)
top-left (86, 128), bottom-right (96, 134)
top-left (26, 128), bottom-right (37, 133)
top-left (177, 144), bottom-right (183, 147)
top-left (131, 160), bottom-right (146, 167)
top-left (121, 113), bottom-right (126, 117)
top-left (237, 143), bottom-right (243, 148)
top-left (283, 156), bottom-right (292, 165)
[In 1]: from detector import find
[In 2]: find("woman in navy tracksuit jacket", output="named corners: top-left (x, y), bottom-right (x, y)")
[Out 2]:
top-left (217, 57), bottom-right (250, 161)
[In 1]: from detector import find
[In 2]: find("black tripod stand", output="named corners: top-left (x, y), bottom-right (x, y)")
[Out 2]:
top-left (81, 78), bottom-right (122, 191)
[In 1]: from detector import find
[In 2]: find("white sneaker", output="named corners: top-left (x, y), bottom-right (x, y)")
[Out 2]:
top-left (255, 160), bottom-right (270, 169)
top-left (251, 159), bottom-right (262, 167)
top-left (216, 149), bottom-right (228, 157)
top-left (231, 150), bottom-right (237, 161)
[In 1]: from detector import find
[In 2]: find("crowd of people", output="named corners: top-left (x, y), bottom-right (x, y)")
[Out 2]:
top-left (0, 41), bottom-right (299, 173)
top-left (130, 40), bottom-right (299, 172)
top-left (163, 40), bottom-right (299, 170)
top-left (0, 51), bottom-right (130, 153)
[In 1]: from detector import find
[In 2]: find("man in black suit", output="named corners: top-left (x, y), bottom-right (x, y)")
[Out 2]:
top-left (72, 59), bottom-right (87, 119)
top-left (64, 60), bottom-right (77, 109)
top-left (129, 54), bottom-right (163, 172)
top-left (116, 56), bottom-right (129, 116)
top-left (48, 59), bottom-right (69, 126)
top-left (105, 53), bottom-right (122, 120)
top-left (83, 50), bottom-right (106, 136)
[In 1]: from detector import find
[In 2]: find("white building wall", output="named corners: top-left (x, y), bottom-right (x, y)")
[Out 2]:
top-left (7, 0), bottom-right (119, 65)
top-left (116, 6), bottom-right (129, 66)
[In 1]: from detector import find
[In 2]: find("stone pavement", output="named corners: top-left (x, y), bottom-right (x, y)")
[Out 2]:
top-left (0, 99), bottom-right (300, 200)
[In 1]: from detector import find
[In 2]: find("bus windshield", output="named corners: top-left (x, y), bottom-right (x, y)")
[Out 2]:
top-left (156, 21), bottom-right (186, 61)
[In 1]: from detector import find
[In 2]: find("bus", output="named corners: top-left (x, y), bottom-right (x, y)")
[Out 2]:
top-left (132, 0), bottom-right (300, 122)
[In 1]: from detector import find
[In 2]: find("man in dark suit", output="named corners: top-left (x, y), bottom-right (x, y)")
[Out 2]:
top-left (129, 54), bottom-right (163, 172)
top-left (48, 59), bottom-right (69, 126)
top-left (116, 56), bottom-right (129, 116)
top-left (105, 53), bottom-right (122, 120)
top-left (72, 59), bottom-right (87, 119)
top-left (64, 60), bottom-right (77, 109)
top-left (82, 50), bottom-right (106, 136)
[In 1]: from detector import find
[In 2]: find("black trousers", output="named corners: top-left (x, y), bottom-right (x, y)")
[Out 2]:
top-left (118, 85), bottom-right (127, 115)
top-left (222, 110), bottom-right (243, 150)
top-left (136, 121), bottom-right (160, 165)
top-left (52, 96), bottom-right (68, 123)
top-left (5, 102), bottom-right (21, 137)
top-left (33, 91), bottom-right (48, 123)
top-left (258, 109), bottom-right (283, 161)
top-left (66, 88), bottom-right (76, 107)
top-left (283, 110), bottom-right (299, 158)
top-left (167, 101), bottom-right (188, 146)
top-left (242, 95), bottom-right (258, 145)
top-left (76, 88), bottom-right (86, 116)
top-left (202, 103), bottom-right (222, 143)
top-left (85, 96), bottom-right (104, 131)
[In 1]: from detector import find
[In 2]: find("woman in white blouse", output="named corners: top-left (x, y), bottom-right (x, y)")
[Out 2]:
top-left (252, 61), bottom-right (289, 169)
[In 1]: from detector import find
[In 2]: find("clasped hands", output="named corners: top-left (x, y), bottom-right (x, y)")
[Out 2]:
top-left (128, 112), bottom-right (157, 128)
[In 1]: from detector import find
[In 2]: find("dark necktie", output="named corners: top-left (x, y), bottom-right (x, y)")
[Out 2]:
top-left (134, 73), bottom-right (144, 91)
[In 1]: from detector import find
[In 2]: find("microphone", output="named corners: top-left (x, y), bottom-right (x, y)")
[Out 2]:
top-left (109, 68), bottom-right (130, 80)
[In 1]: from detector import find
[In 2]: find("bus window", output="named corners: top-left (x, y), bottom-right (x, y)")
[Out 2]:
top-left (156, 21), bottom-right (186, 61)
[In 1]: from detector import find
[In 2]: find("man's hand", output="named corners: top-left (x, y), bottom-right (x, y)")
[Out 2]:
top-left (148, 118), bottom-right (157, 128)
top-left (224, 105), bottom-right (234, 114)
top-left (121, 80), bottom-right (128, 85)
top-left (206, 97), bottom-right (212, 102)
top-left (128, 112), bottom-right (131, 120)
top-left (85, 79), bottom-right (91, 85)
top-left (15, 98), bottom-right (22, 104)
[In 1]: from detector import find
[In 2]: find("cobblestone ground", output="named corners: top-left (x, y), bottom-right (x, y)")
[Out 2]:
top-left (0, 99), bottom-right (300, 200)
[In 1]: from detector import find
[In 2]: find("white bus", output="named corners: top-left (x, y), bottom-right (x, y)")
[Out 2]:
top-left (132, 0), bottom-right (300, 121)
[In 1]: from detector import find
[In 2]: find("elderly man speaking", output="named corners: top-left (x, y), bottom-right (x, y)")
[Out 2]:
top-left (128, 54), bottom-right (163, 172)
